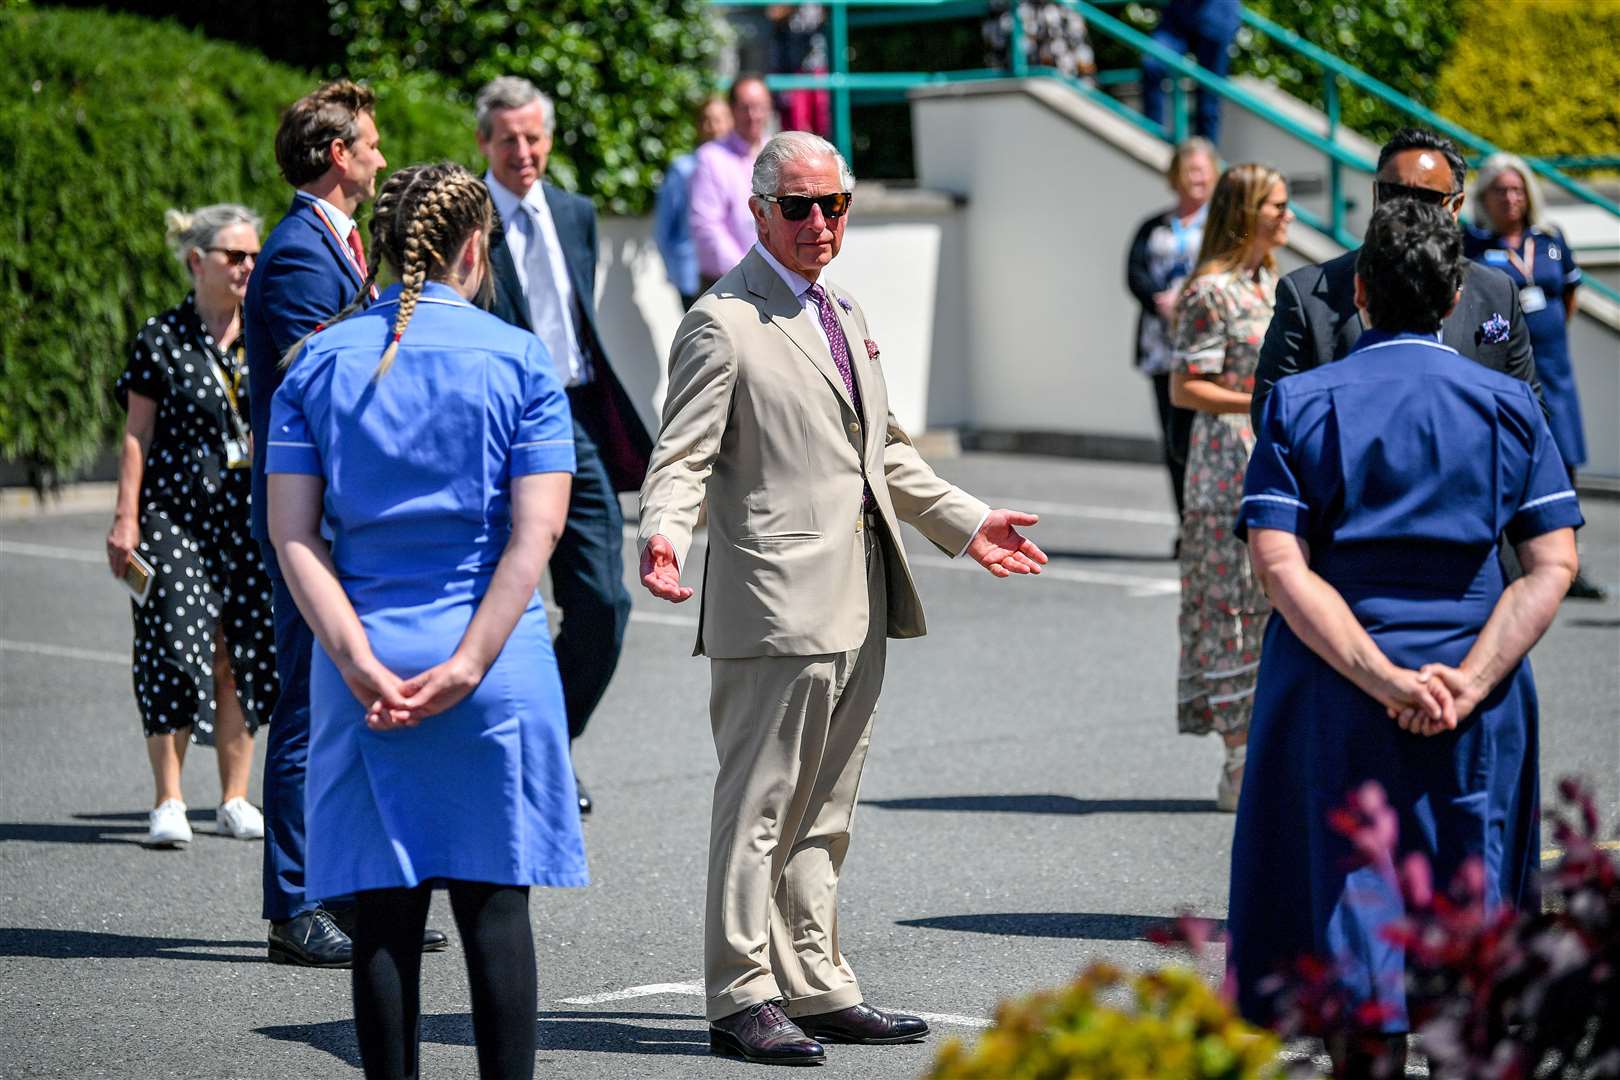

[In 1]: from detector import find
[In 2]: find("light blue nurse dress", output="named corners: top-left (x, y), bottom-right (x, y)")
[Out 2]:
top-left (1227, 330), bottom-right (1583, 1032)
top-left (266, 281), bottom-right (588, 899)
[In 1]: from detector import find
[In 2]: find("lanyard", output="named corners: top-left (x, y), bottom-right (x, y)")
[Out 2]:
top-left (1169, 212), bottom-right (1200, 268)
top-left (304, 198), bottom-right (380, 300)
top-left (205, 341), bottom-right (250, 442)
top-left (1502, 233), bottom-right (1536, 283)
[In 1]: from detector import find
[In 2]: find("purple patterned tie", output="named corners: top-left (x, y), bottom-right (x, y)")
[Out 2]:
top-left (806, 283), bottom-right (875, 511)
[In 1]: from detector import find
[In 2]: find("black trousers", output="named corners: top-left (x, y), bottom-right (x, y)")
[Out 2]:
top-left (554, 399), bottom-right (632, 741)
top-left (352, 882), bottom-right (534, 1080)
top-left (1151, 372), bottom-right (1195, 518)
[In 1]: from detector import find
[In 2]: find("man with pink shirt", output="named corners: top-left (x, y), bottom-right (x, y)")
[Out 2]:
top-left (689, 74), bottom-right (774, 292)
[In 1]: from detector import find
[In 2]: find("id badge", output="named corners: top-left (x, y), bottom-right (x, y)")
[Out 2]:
top-left (224, 437), bottom-right (251, 469)
top-left (1519, 285), bottom-right (1547, 314)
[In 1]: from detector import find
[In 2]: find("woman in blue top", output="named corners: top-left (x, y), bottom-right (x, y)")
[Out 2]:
top-left (1228, 199), bottom-right (1582, 1077)
top-left (1464, 153), bottom-right (1602, 600)
top-left (267, 162), bottom-right (585, 1080)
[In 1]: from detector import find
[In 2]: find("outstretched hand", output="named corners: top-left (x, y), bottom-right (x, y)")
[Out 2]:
top-left (641, 534), bottom-right (693, 602)
top-left (965, 510), bottom-right (1048, 578)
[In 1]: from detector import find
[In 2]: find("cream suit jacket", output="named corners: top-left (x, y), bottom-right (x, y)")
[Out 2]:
top-left (638, 247), bottom-right (989, 659)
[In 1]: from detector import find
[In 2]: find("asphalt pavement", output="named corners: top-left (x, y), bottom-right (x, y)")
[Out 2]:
top-left (3, 453), bottom-right (1616, 1079)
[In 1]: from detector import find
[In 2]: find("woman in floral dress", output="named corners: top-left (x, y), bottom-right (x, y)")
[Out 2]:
top-left (1169, 163), bottom-right (1292, 810)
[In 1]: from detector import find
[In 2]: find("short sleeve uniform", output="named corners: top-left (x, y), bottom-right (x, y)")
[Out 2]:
top-left (1227, 330), bottom-right (1583, 1032)
top-left (1465, 224), bottom-right (1586, 467)
top-left (115, 295), bottom-right (278, 742)
top-left (267, 281), bottom-right (585, 898)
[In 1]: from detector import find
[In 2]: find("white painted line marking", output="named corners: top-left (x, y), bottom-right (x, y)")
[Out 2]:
top-left (910, 554), bottom-right (1179, 596)
top-left (559, 981), bottom-right (703, 1005)
top-left (982, 498), bottom-right (1180, 527)
top-left (631, 610), bottom-right (700, 628)
top-left (0, 541), bottom-right (104, 564)
top-left (1, 639), bottom-right (128, 666)
top-left (911, 1011), bottom-right (993, 1030)
top-left (556, 981), bottom-right (992, 1028)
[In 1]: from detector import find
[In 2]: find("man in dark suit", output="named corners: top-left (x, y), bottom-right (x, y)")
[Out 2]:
top-left (1252, 128), bottom-right (1542, 429)
top-left (245, 80), bottom-right (446, 965)
top-left (474, 77), bottom-right (654, 815)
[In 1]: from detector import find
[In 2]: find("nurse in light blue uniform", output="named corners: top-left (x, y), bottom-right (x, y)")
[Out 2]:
top-left (1227, 199), bottom-right (1582, 1075)
top-left (267, 163), bottom-right (583, 1080)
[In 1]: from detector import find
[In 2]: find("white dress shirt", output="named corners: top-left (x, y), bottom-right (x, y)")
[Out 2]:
top-left (486, 172), bottom-right (589, 387)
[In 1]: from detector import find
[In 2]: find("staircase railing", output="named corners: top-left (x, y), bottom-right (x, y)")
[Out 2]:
top-left (713, 0), bottom-right (1620, 305)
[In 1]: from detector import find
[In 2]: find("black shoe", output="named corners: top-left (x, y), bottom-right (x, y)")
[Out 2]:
top-left (326, 906), bottom-right (448, 953)
top-left (1568, 571), bottom-right (1608, 601)
top-left (268, 910), bottom-right (352, 968)
top-left (575, 772), bottom-right (593, 816)
top-left (709, 1000), bottom-right (826, 1065)
top-left (797, 1002), bottom-right (929, 1045)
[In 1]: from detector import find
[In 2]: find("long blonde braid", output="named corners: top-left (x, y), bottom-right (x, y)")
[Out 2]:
top-left (279, 163), bottom-right (492, 377)
top-left (373, 164), bottom-right (491, 379)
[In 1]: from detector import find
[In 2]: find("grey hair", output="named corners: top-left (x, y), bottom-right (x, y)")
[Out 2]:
top-left (751, 131), bottom-right (856, 200)
top-left (163, 204), bottom-right (261, 276)
top-left (1473, 152), bottom-right (1545, 229)
top-left (475, 76), bottom-right (554, 139)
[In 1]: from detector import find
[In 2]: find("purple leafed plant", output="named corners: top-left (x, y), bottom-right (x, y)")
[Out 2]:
top-left (1153, 778), bottom-right (1618, 1078)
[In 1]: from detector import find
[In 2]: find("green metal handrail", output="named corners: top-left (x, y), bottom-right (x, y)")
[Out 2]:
top-left (1237, 7), bottom-right (1620, 219)
top-left (714, 0), bottom-right (1620, 305)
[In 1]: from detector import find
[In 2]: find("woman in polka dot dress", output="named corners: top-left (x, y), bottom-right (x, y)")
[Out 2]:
top-left (107, 205), bottom-right (280, 849)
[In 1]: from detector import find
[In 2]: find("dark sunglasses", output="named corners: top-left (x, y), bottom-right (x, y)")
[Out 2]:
top-left (756, 191), bottom-right (853, 221)
top-left (1375, 181), bottom-right (1462, 208)
top-left (205, 246), bottom-right (259, 266)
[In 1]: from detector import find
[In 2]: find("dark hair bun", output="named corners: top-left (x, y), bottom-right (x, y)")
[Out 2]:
top-left (1355, 199), bottom-right (1464, 334)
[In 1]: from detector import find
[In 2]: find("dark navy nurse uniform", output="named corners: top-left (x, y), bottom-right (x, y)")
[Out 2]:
top-left (1465, 224), bottom-right (1587, 468)
top-left (265, 280), bottom-right (589, 899)
top-left (1226, 330), bottom-right (1583, 1032)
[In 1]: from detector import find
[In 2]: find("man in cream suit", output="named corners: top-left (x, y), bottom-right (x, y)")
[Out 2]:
top-left (639, 131), bottom-right (1047, 1066)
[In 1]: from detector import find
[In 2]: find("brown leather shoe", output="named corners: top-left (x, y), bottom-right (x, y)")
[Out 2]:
top-left (709, 1000), bottom-right (826, 1065)
top-left (796, 1002), bottom-right (929, 1044)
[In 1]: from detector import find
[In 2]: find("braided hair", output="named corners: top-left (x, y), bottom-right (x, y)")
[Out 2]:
top-left (280, 162), bottom-right (493, 378)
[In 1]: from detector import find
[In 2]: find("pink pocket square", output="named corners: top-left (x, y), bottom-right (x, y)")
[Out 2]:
top-left (864, 339), bottom-right (880, 362)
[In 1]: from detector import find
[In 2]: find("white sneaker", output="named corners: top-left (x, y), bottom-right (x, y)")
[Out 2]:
top-left (145, 799), bottom-right (192, 848)
top-left (216, 797), bottom-right (265, 840)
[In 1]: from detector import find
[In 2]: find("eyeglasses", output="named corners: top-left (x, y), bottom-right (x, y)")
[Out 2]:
top-left (1375, 181), bottom-right (1463, 209)
top-left (755, 192), bottom-right (853, 221)
top-left (204, 247), bottom-right (259, 266)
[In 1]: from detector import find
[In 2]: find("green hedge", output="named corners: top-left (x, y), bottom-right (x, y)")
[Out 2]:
top-left (335, 0), bottom-right (723, 216)
top-left (1226, 0), bottom-right (1466, 145)
top-left (1, 7), bottom-right (478, 486)
top-left (1433, 0), bottom-right (1620, 160)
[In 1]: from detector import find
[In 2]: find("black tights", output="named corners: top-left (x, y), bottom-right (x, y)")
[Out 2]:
top-left (352, 881), bottom-right (535, 1080)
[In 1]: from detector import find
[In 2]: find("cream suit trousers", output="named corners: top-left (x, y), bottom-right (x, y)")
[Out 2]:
top-left (704, 519), bottom-right (888, 1022)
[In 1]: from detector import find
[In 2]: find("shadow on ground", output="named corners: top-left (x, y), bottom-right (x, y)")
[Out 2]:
top-left (897, 912), bottom-right (1224, 940)
top-left (257, 1010), bottom-right (709, 1067)
top-left (0, 810), bottom-right (221, 846)
top-left (863, 794), bottom-right (1216, 815)
top-left (0, 927), bottom-right (264, 962)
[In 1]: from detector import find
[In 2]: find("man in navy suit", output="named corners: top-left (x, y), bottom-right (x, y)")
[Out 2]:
top-left (245, 80), bottom-right (446, 965)
top-left (474, 77), bottom-right (654, 815)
